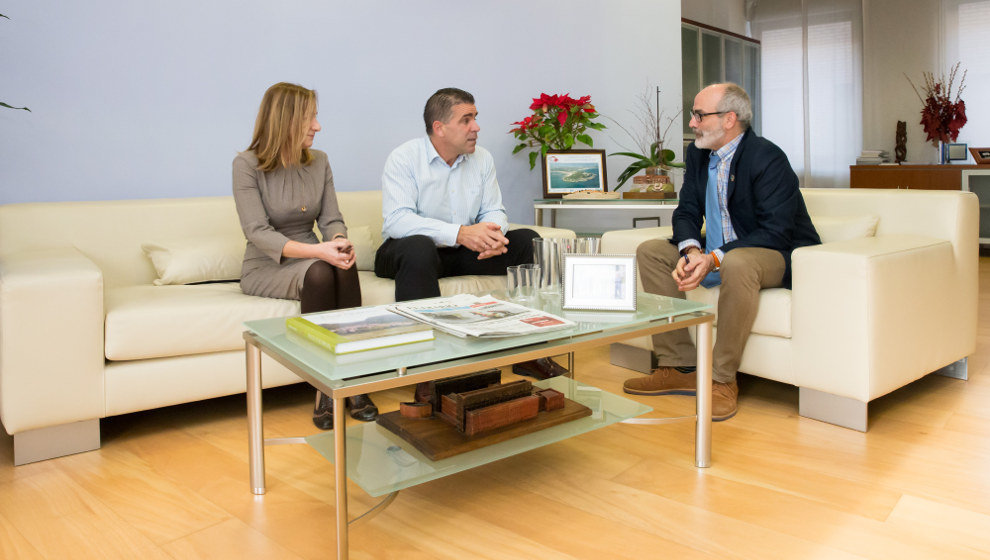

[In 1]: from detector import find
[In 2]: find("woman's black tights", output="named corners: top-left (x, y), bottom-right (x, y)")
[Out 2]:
top-left (300, 261), bottom-right (373, 426)
top-left (300, 260), bottom-right (362, 313)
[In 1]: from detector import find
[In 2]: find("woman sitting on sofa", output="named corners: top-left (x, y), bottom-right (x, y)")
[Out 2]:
top-left (232, 81), bottom-right (377, 428)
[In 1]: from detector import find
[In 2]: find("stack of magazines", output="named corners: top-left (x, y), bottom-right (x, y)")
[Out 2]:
top-left (286, 295), bottom-right (577, 355)
top-left (286, 306), bottom-right (434, 354)
top-left (389, 294), bottom-right (575, 338)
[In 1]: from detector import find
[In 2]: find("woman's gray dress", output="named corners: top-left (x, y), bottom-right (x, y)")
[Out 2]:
top-left (232, 149), bottom-right (347, 300)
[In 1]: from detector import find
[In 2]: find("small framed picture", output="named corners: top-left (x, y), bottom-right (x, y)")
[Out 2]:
top-left (970, 147), bottom-right (990, 165)
top-left (561, 254), bottom-right (637, 311)
top-left (542, 149), bottom-right (607, 199)
top-left (945, 142), bottom-right (968, 162)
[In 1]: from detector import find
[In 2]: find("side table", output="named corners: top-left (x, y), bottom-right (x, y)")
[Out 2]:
top-left (533, 198), bottom-right (679, 232)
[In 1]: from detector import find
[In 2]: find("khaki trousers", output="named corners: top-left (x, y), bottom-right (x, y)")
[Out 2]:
top-left (636, 239), bottom-right (785, 383)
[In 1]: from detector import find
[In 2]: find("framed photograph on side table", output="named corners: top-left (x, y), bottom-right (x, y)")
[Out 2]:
top-left (945, 143), bottom-right (968, 162)
top-left (561, 254), bottom-right (637, 311)
top-left (542, 149), bottom-right (607, 198)
top-left (970, 147), bottom-right (990, 165)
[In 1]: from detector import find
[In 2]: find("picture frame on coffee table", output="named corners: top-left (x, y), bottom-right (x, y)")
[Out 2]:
top-left (561, 254), bottom-right (637, 311)
top-left (542, 150), bottom-right (607, 198)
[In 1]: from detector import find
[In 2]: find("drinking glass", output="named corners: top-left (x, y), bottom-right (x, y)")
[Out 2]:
top-left (532, 238), bottom-right (560, 293)
top-left (506, 263), bottom-right (541, 302)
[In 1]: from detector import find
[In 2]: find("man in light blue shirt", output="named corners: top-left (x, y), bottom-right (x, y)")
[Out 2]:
top-left (375, 87), bottom-right (539, 301)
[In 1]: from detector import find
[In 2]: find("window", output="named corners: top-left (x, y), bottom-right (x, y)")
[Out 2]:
top-left (943, 1), bottom-right (990, 152)
top-left (751, 0), bottom-right (863, 188)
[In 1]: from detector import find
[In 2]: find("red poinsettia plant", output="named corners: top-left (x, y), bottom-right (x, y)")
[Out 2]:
top-left (906, 62), bottom-right (967, 146)
top-left (510, 93), bottom-right (606, 169)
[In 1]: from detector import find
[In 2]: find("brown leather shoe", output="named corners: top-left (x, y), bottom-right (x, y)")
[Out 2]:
top-left (623, 366), bottom-right (697, 396)
top-left (512, 358), bottom-right (568, 380)
top-left (712, 380), bottom-right (738, 422)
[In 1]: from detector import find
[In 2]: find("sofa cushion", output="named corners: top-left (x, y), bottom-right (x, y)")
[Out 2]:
top-left (105, 283), bottom-right (298, 360)
top-left (141, 237), bottom-right (244, 285)
top-left (107, 273), bottom-right (512, 360)
top-left (356, 271), bottom-right (508, 306)
top-left (810, 214), bottom-right (879, 243)
top-left (688, 286), bottom-right (793, 338)
top-left (348, 225), bottom-right (378, 271)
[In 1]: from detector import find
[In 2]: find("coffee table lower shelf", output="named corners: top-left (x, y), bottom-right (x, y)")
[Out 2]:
top-left (304, 377), bottom-right (652, 497)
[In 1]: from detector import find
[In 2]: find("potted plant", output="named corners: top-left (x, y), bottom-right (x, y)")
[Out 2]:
top-left (609, 86), bottom-right (683, 192)
top-left (906, 62), bottom-right (966, 163)
top-left (509, 93), bottom-right (605, 170)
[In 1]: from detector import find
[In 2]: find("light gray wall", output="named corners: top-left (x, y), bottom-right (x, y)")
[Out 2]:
top-left (0, 1), bottom-right (682, 225)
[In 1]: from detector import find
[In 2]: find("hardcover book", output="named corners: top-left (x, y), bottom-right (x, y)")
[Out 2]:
top-left (286, 306), bottom-right (434, 354)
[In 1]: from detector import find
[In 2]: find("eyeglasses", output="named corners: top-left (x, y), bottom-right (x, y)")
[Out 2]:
top-left (690, 110), bottom-right (727, 121)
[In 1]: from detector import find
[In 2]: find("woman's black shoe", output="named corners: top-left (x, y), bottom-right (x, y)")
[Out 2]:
top-left (347, 394), bottom-right (378, 422)
top-left (312, 391), bottom-right (333, 430)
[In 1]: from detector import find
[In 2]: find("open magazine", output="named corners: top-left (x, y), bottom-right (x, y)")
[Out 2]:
top-left (388, 294), bottom-right (576, 338)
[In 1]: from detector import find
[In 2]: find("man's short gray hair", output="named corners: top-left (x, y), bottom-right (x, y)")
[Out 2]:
top-left (716, 83), bottom-right (752, 129)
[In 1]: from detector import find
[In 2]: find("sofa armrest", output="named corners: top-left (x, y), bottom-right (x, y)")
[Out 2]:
top-left (0, 248), bottom-right (105, 434)
top-left (791, 234), bottom-right (975, 402)
top-left (509, 223), bottom-right (575, 239)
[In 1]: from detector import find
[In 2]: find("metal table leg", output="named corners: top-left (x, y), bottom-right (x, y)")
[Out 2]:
top-left (334, 395), bottom-right (349, 559)
top-left (246, 341), bottom-right (266, 494)
top-left (695, 320), bottom-right (713, 468)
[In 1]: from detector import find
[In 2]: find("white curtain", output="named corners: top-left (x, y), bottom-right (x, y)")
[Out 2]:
top-left (942, 1), bottom-right (990, 153)
top-left (751, 0), bottom-right (863, 188)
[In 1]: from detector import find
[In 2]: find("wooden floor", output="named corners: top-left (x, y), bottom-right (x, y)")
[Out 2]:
top-left (4, 266), bottom-right (990, 559)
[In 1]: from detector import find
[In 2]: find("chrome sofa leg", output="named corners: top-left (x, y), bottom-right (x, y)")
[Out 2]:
top-left (13, 419), bottom-right (100, 465)
top-left (798, 388), bottom-right (868, 432)
top-left (932, 357), bottom-right (968, 380)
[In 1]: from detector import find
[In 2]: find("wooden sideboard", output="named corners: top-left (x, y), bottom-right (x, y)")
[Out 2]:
top-left (849, 164), bottom-right (988, 190)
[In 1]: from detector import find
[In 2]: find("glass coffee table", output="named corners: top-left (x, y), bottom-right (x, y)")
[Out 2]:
top-left (243, 291), bottom-right (713, 560)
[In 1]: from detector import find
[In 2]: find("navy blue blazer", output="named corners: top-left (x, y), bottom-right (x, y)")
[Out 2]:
top-left (671, 129), bottom-right (820, 287)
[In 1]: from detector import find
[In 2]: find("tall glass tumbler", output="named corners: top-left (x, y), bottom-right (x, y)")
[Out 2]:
top-left (532, 238), bottom-right (561, 293)
top-left (558, 236), bottom-right (600, 290)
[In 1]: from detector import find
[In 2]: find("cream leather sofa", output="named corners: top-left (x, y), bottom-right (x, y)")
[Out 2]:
top-left (0, 191), bottom-right (574, 464)
top-left (603, 188), bottom-right (978, 431)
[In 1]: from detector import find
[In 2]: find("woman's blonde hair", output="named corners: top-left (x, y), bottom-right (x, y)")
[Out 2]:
top-left (248, 82), bottom-right (317, 171)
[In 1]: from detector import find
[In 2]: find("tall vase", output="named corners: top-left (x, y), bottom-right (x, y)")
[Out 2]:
top-left (938, 141), bottom-right (949, 165)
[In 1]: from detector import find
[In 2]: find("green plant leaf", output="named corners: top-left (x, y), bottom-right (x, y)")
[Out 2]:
top-left (529, 151), bottom-right (539, 170)
top-left (586, 122), bottom-right (606, 131)
top-left (609, 151), bottom-right (649, 160)
top-left (512, 143), bottom-right (528, 154)
top-left (1, 102), bottom-right (30, 111)
top-left (615, 160), bottom-right (652, 188)
top-left (0, 14), bottom-right (9, 19)
top-left (562, 133), bottom-right (574, 149)
top-left (576, 134), bottom-right (593, 147)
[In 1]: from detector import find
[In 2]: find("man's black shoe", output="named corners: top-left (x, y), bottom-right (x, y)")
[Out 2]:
top-left (347, 394), bottom-right (379, 422)
top-left (512, 357), bottom-right (568, 380)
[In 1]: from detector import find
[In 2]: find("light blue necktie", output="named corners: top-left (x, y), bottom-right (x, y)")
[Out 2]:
top-left (702, 152), bottom-right (722, 288)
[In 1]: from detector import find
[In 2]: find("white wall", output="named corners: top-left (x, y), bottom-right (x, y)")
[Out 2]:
top-left (0, 1), bottom-right (682, 225)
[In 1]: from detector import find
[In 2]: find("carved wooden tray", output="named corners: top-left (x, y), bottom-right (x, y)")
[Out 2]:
top-left (376, 398), bottom-right (592, 461)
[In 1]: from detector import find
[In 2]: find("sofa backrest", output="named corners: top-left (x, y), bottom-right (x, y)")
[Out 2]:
top-left (0, 190), bottom-right (385, 289)
top-left (801, 187), bottom-right (974, 243)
